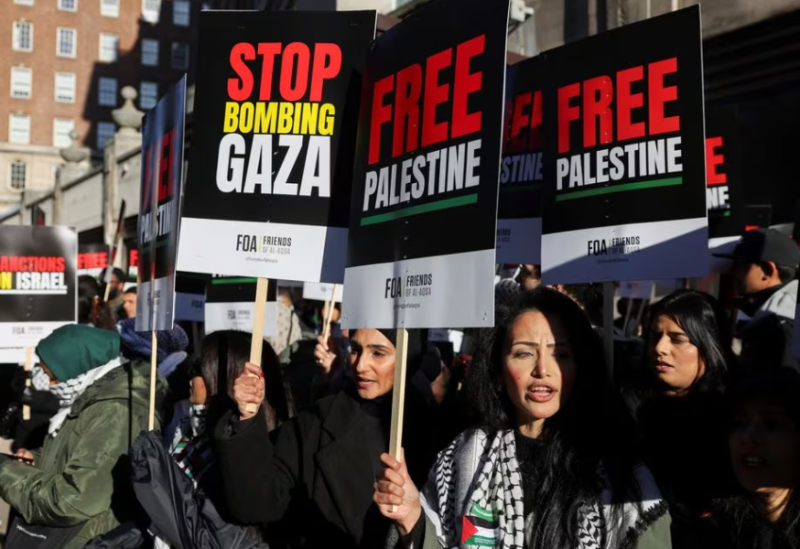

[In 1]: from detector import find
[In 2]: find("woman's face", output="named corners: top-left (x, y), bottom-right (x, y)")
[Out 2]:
top-left (730, 397), bottom-right (800, 495)
top-left (502, 310), bottom-right (577, 435)
top-left (649, 315), bottom-right (705, 396)
top-left (349, 329), bottom-right (396, 400)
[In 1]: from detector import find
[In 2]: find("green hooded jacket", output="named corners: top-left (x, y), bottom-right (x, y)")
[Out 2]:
top-left (0, 359), bottom-right (168, 549)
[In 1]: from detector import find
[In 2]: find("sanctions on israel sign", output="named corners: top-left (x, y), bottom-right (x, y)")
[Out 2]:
top-left (541, 7), bottom-right (708, 284)
top-left (342, 0), bottom-right (510, 329)
top-left (0, 226), bottom-right (77, 347)
top-left (178, 10), bottom-right (376, 284)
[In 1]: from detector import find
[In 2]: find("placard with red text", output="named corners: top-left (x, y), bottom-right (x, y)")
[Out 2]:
top-left (178, 10), bottom-right (376, 284)
top-left (0, 226), bottom-right (77, 347)
top-left (497, 57), bottom-right (544, 264)
top-left (706, 105), bottom-right (746, 270)
top-left (541, 7), bottom-right (708, 283)
top-left (137, 76), bottom-right (187, 331)
top-left (342, 0), bottom-right (510, 329)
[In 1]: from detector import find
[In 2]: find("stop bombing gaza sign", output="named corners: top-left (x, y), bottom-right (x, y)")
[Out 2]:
top-left (342, 0), bottom-right (510, 330)
top-left (541, 6), bottom-right (708, 284)
top-left (177, 10), bottom-right (376, 285)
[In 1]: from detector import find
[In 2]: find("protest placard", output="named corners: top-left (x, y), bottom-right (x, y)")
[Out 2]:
top-left (137, 77), bottom-right (187, 331)
top-left (178, 10), bottom-right (376, 284)
top-left (0, 226), bottom-right (77, 347)
top-left (205, 277), bottom-right (278, 337)
top-left (541, 7), bottom-right (708, 284)
top-left (342, 0), bottom-right (510, 329)
top-left (497, 56), bottom-right (544, 264)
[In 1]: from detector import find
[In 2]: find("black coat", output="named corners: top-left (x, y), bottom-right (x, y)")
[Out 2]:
top-left (215, 392), bottom-right (404, 549)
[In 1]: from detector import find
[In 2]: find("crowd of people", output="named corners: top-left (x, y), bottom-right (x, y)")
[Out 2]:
top-left (0, 227), bottom-right (798, 548)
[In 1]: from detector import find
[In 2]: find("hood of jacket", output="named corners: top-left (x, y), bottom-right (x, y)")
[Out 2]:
top-left (69, 359), bottom-right (164, 421)
top-left (37, 325), bottom-right (120, 383)
top-left (740, 279), bottom-right (799, 321)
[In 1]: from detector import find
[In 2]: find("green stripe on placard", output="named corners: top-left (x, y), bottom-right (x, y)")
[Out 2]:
top-left (501, 183), bottom-right (543, 193)
top-left (555, 177), bottom-right (683, 202)
top-left (360, 194), bottom-right (478, 226)
top-left (211, 277), bottom-right (258, 285)
top-left (723, 210), bottom-right (731, 217)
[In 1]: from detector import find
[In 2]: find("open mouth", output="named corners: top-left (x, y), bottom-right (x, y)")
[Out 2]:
top-left (741, 455), bottom-right (767, 469)
top-left (357, 377), bottom-right (376, 390)
top-left (655, 361), bottom-right (673, 372)
top-left (526, 385), bottom-right (556, 403)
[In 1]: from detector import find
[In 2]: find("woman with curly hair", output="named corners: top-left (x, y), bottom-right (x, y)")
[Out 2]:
top-left (375, 287), bottom-right (671, 548)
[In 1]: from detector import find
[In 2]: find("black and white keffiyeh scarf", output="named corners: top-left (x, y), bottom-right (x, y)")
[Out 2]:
top-left (420, 429), bottom-right (667, 549)
top-left (48, 358), bottom-right (123, 436)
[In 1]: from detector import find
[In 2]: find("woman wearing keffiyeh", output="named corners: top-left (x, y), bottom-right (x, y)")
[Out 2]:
top-left (375, 288), bottom-right (673, 549)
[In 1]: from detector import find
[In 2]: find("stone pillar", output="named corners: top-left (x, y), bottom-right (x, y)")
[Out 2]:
top-left (111, 86), bottom-right (144, 156)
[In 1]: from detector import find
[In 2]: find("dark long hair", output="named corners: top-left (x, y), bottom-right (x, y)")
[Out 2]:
top-left (641, 289), bottom-right (734, 396)
top-left (200, 330), bottom-right (295, 431)
top-left (78, 275), bottom-right (115, 330)
top-left (465, 288), bottom-right (642, 549)
top-left (718, 371), bottom-right (800, 547)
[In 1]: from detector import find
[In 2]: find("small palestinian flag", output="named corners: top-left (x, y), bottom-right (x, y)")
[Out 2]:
top-left (461, 503), bottom-right (501, 547)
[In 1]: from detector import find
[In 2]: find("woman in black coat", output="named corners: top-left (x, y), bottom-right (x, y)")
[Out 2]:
top-left (214, 328), bottom-right (440, 549)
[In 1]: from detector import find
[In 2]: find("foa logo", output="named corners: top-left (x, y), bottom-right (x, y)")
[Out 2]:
top-left (236, 234), bottom-right (293, 254)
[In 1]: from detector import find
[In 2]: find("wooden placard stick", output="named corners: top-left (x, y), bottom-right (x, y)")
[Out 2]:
top-left (22, 347), bottom-right (32, 421)
top-left (388, 328), bottom-right (409, 513)
top-left (321, 284), bottom-right (339, 342)
top-left (246, 277), bottom-right (269, 414)
top-left (148, 331), bottom-right (158, 431)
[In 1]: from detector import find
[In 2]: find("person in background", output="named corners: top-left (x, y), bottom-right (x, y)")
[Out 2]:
top-left (269, 288), bottom-right (303, 358)
top-left (515, 264), bottom-right (541, 290)
top-left (321, 301), bottom-right (344, 339)
top-left (627, 289), bottom-right (737, 548)
top-left (0, 325), bottom-right (167, 549)
top-left (78, 275), bottom-right (116, 330)
top-left (710, 370), bottom-right (800, 549)
top-left (107, 268), bottom-right (127, 312)
top-left (121, 287), bottom-right (137, 320)
top-left (715, 228), bottom-right (800, 372)
top-left (117, 319), bottom-right (190, 445)
top-left (375, 288), bottom-right (669, 548)
top-left (216, 328), bottom-right (440, 548)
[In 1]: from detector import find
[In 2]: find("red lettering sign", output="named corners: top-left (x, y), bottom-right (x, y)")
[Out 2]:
top-left (368, 35), bottom-right (486, 165)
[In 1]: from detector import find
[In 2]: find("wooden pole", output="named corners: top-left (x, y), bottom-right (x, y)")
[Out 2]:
top-left (246, 277), bottom-right (269, 414)
top-left (603, 282), bottom-right (615, 380)
top-left (321, 284), bottom-right (338, 342)
top-left (388, 328), bottom-right (409, 513)
top-left (148, 331), bottom-right (158, 431)
top-left (22, 347), bottom-right (32, 421)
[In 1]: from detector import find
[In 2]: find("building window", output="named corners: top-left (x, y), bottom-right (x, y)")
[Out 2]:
top-left (10, 67), bottom-right (32, 99)
top-left (141, 39), bottom-right (159, 66)
top-left (140, 82), bottom-right (158, 110)
top-left (173, 0), bottom-right (190, 26)
top-left (142, 0), bottom-right (161, 23)
top-left (58, 0), bottom-right (77, 11)
top-left (99, 33), bottom-right (119, 62)
top-left (53, 118), bottom-right (75, 148)
top-left (9, 114), bottom-right (31, 144)
top-left (9, 161), bottom-right (27, 192)
top-left (101, 0), bottom-right (119, 16)
top-left (97, 122), bottom-right (115, 149)
top-left (55, 72), bottom-right (76, 103)
top-left (13, 21), bottom-right (33, 52)
top-left (57, 28), bottom-right (77, 58)
top-left (98, 77), bottom-right (117, 107)
top-left (171, 42), bottom-right (189, 70)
